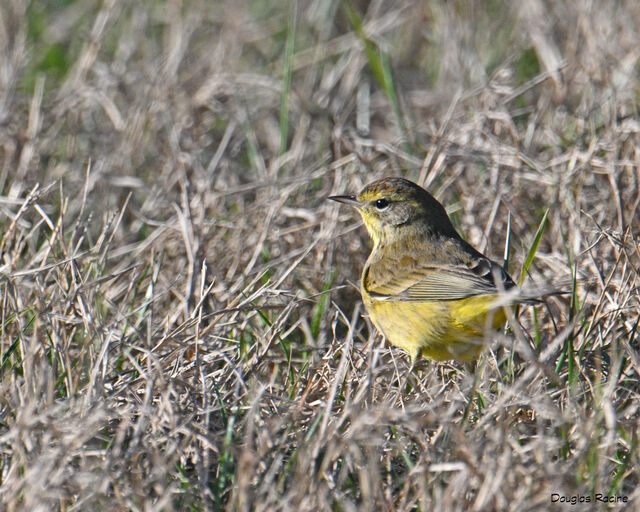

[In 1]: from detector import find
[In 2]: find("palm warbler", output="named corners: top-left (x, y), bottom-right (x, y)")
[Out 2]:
top-left (330, 177), bottom-right (519, 362)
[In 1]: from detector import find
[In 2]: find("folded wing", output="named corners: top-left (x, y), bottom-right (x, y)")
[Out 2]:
top-left (365, 257), bottom-right (515, 302)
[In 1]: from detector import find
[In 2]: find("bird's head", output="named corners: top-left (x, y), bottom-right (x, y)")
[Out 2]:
top-left (329, 177), bottom-right (458, 246)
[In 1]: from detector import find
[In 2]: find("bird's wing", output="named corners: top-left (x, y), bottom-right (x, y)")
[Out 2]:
top-left (365, 257), bottom-right (515, 302)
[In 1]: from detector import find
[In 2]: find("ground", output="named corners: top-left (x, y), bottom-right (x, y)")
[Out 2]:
top-left (0, 1), bottom-right (639, 510)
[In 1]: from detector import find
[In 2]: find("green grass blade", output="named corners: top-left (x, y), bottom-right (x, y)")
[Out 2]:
top-left (343, 1), bottom-right (411, 151)
top-left (503, 210), bottom-right (512, 273)
top-left (311, 269), bottom-right (337, 339)
top-left (609, 429), bottom-right (637, 495)
top-left (518, 209), bottom-right (549, 286)
top-left (279, 2), bottom-right (296, 156)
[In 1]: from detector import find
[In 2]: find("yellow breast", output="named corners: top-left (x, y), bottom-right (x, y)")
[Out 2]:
top-left (362, 290), bottom-right (507, 362)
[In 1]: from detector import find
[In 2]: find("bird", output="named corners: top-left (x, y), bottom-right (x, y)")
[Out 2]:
top-left (329, 177), bottom-right (525, 362)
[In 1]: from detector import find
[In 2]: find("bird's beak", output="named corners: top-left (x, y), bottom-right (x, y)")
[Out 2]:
top-left (328, 194), bottom-right (359, 207)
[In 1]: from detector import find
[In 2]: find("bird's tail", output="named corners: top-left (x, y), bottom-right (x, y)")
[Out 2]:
top-left (490, 279), bottom-right (573, 308)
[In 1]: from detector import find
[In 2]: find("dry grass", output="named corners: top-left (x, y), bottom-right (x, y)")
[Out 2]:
top-left (1, 1), bottom-right (639, 510)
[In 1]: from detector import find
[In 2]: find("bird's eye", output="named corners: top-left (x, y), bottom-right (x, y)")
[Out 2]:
top-left (375, 198), bottom-right (390, 210)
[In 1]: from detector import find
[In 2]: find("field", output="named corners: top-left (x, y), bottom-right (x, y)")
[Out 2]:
top-left (1, 1), bottom-right (639, 510)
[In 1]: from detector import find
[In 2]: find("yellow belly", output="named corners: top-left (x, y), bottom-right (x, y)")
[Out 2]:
top-left (363, 294), bottom-right (507, 362)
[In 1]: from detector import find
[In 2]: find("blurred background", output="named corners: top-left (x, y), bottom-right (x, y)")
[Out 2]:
top-left (1, 1), bottom-right (639, 510)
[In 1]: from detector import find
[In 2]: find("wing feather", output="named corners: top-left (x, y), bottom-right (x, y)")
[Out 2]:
top-left (366, 258), bottom-right (514, 302)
